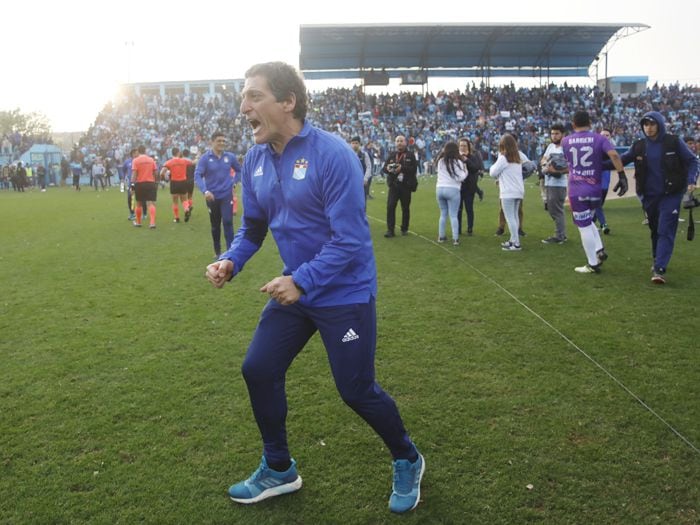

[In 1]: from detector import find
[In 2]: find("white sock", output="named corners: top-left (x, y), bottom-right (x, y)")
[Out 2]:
top-left (579, 224), bottom-right (603, 266)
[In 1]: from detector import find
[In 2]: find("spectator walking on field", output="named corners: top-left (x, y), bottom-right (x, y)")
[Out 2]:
top-left (435, 141), bottom-right (467, 245)
top-left (16, 162), bottom-right (27, 192)
top-left (383, 135), bottom-right (418, 237)
top-left (612, 112), bottom-right (698, 284)
top-left (489, 134), bottom-right (530, 251)
top-left (457, 137), bottom-right (484, 236)
top-left (92, 159), bottom-right (106, 191)
top-left (540, 124), bottom-right (569, 244)
top-left (350, 136), bottom-right (373, 207)
top-left (70, 160), bottom-right (82, 191)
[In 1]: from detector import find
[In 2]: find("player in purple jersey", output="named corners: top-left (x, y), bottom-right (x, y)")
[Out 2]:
top-left (562, 111), bottom-right (628, 274)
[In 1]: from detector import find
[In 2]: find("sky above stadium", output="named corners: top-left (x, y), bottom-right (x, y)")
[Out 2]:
top-left (2, 0), bottom-right (697, 133)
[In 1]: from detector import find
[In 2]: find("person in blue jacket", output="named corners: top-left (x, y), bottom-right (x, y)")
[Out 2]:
top-left (614, 111), bottom-right (698, 284)
top-left (205, 62), bottom-right (424, 514)
top-left (122, 148), bottom-right (137, 220)
top-left (195, 131), bottom-right (242, 256)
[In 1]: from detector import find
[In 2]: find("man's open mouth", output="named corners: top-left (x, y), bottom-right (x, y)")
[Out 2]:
top-left (248, 119), bottom-right (261, 132)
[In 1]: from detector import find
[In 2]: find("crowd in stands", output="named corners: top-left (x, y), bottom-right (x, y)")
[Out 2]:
top-left (2, 82), bottom-right (698, 191)
top-left (72, 82), bottom-right (698, 177)
top-left (1, 131), bottom-right (54, 159)
top-left (302, 82), bottom-right (698, 168)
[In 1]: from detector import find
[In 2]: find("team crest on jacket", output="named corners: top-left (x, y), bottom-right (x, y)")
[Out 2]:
top-left (293, 158), bottom-right (308, 180)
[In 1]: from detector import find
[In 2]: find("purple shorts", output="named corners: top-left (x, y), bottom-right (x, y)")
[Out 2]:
top-left (569, 192), bottom-right (601, 227)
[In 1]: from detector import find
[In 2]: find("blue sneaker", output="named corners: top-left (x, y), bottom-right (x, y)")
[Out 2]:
top-left (389, 453), bottom-right (425, 513)
top-left (228, 456), bottom-right (302, 504)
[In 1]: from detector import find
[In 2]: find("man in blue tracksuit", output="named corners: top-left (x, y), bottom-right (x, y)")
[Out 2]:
top-left (616, 111), bottom-right (698, 284)
top-left (205, 62), bottom-right (423, 513)
top-left (195, 132), bottom-right (242, 256)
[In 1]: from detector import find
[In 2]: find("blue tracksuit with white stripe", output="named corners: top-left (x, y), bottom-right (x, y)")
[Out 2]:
top-left (220, 121), bottom-right (415, 464)
top-left (195, 150), bottom-right (243, 254)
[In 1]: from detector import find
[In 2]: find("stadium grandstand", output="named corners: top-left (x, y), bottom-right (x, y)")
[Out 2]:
top-left (298, 23), bottom-right (649, 85)
top-left (118, 23), bottom-right (651, 97)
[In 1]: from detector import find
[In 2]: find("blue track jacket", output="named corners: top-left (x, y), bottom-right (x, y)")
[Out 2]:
top-left (194, 150), bottom-right (242, 199)
top-left (221, 121), bottom-right (377, 307)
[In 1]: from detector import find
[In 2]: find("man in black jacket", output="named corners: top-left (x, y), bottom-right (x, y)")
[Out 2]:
top-left (382, 135), bottom-right (418, 237)
top-left (614, 111), bottom-right (698, 284)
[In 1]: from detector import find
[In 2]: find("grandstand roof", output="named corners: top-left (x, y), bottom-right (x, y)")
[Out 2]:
top-left (299, 23), bottom-right (649, 80)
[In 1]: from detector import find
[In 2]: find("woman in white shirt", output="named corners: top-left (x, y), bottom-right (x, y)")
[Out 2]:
top-left (489, 134), bottom-right (529, 251)
top-left (436, 142), bottom-right (468, 245)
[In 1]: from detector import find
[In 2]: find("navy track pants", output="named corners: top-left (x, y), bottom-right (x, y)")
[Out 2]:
top-left (241, 297), bottom-right (415, 465)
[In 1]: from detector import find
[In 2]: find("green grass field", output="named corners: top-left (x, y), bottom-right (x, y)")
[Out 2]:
top-left (1, 178), bottom-right (698, 524)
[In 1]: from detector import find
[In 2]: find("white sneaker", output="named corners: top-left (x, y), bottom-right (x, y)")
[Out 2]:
top-left (575, 264), bottom-right (600, 274)
top-left (501, 241), bottom-right (522, 251)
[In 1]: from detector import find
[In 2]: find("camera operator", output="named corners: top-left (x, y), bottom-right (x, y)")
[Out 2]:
top-left (382, 135), bottom-right (418, 238)
top-left (540, 124), bottom-right (569, 244)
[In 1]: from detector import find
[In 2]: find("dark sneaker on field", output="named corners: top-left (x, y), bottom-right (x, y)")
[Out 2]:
top-left (541, 236), bottom-right (565, 244)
